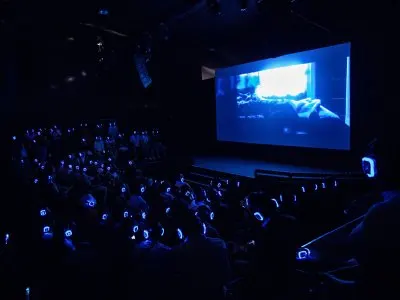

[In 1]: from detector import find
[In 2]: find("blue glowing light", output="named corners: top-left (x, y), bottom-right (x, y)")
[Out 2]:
top-left (124, 211), bottom-right (129, 218)
top-left (133, 225), bottom-right (139, 233)
top-left (210, 212), bottom-right (215, 220)
top-left (102, 213), bottom-right (108, 221)
top-left (143, 230), bottom-right (149, 239)
top-left (202, 223), bottom-right (207, 235)
top-left (237, 181), bottom-right (240, 187)
top-left (40, 209), bottom-right (47, 217)
top-left (107, 166), bottom-right (111, 171)
top-left (322, 182), bottom-right (326, 189)
top-left (362, 157), bottom-right (377, 178)
top-left (301, 186), bottom-right (306, 193)
top-left (293, 194), bottom-right (297, 202)
top-left (166, 187), bottom-right (171, 193)
top-left (140, 186), bottom-right (145, 193)
top-left (165, 207), bottom-right (171, 214)
top-left (314, 184), bottom-right (318, 191)
top-left (161, 227), bottom-right (165, 237)
top-left (297, 248), bottom-right (311, 260)
top-left (12, 136), bottom-right (16, 140)
top-left (76, 166), bottom-right (80, 170)
top-left (43, 226), bottom-right (50, 233)
top-left (87, 200), bottom-right (95, 207)
top-left (34, 179), bottom-right (39, 184)
top-left (279, 194), bottom-right (283, 202)
top-left (271, 198), bottom-right (280, 208)
top-left (142, 212), bottom-right (146, 219)
top-left (254, 212), bottom-right (264, 221)
top-left (108, 158), bottom-right (112, 162)
top-left (129, 161), bottom-right (133, 165)
top-left (68, 165), bottom-right (72, 169)
top-left (5, 233), bottom-right (9, 245)
top-left (121, 187), bottom-right (126, 193)
top-left (65, 230), bottom-right (72, 237)
top-left (177, 228), bottom-right (184, 240)
top-left (83, 167), bottom-right (87, 172)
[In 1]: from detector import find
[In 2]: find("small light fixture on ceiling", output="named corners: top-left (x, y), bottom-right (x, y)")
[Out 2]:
top-left (65, 76), bottom-right (75, 83)
top-left (240, 0), bottom-right (248, 11)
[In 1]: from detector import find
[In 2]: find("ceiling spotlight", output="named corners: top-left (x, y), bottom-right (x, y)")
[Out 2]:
top-left (98, 9), bottom-right (109, 16)
top-left (240, 0), bottom-right (248, 11)
top-left (65, 76), bottom-right (76, 83)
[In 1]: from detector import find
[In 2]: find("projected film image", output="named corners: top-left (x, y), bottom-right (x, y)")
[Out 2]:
top-left (216, 43), bottom-right (351, 150)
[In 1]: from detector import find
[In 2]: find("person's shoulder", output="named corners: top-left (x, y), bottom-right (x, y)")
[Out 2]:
top-left (206, 237), bottom-right (227, 249)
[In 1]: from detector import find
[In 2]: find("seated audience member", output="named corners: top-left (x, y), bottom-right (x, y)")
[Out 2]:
top-left (350, 193), bottom-right (400, 298)
top-left (172, 213), bottom-right (231, 299)
top-left (94, 136), bottom-right (105, 153)
top-left (246, 214), bottom-right (298, 298)
top-left (127, 184), bottom-right (148, 212)
top-left (349, 145), bottom-right (400, 298)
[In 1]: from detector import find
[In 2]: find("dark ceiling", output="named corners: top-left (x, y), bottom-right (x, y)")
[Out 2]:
top-left (2, 0), bottom-right (376, 68)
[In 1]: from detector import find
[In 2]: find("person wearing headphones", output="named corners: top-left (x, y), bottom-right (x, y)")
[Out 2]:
top-left (171, 212), bottom-right (231, 299)
top-left (349, 143), bottom-right (400, 298)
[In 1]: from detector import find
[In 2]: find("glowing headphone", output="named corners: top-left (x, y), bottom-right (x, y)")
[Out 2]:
top-left (43, 226), bottom-right (51, 233)
top-left (40, 209), bottom-right (47, 217)
top-left (123, 211), bottom-right (129, 218)
top-left (271, 198), bottom-right (280, 208)
top-left (64, 230), bottom-right (73, 238)
top-left (202, 223), bottom-right (207, 235)
top-left (254, 211), bottom-right (264, 221)
top-left (166, 187), bottom-right (171, 193)
top-left (102, 213), bottom-right (108, 221)
top-left (160, 226), bottom-right (165, 237)
top-left (297, 248), bottom-right (311, 260)
top-left (362, 156), bottom-right (377, 178)
top-left (83, 167), bottom-right (87, 172)
top-left (133, 225), bottom-right (139, 233)
top-left (165, 207), bottom-right (171, 215)
top-left (177, 228), bottom-right (184, 240)
top-left (141, 212), bottom-right (147, 220)
top-left (121, 187), bottom-right (126, 193)
top-left (143, 230), bottom-right (149, 239)
top-left (209, 211), bottom-right (215, 221)
top-left (140, 185), bottom-right (146, 193)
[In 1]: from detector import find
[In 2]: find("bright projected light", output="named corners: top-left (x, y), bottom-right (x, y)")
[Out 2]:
top-left (255, 64), bottom-right (309, 98)
top-left (216, 43), bottom-right (351, 150)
